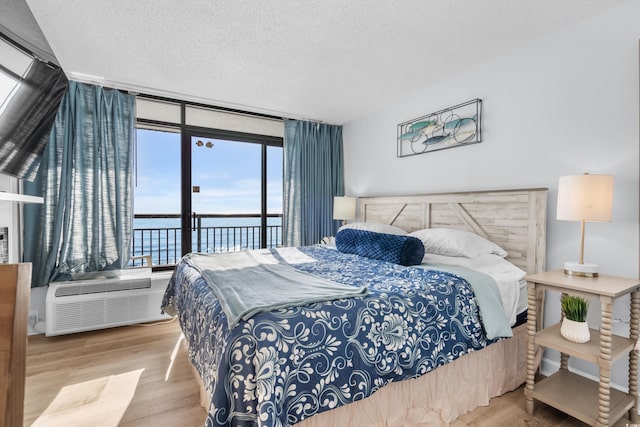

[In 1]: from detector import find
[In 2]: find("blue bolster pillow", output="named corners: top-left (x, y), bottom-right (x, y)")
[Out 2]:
top-left (335, 228), bottom-right (425, 266)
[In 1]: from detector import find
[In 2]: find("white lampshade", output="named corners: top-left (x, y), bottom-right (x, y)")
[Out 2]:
top-left (333, 196), bottom-right (356, 221)
top-left (556, 173), bottom-right (614, 277)
top-left (557, 174), bottom-right (614, 222)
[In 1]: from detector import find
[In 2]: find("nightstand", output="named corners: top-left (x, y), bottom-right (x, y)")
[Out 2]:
top-left (525, 270), bottom-right (640, 427)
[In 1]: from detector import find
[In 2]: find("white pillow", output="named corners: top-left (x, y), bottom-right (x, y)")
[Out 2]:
top-left (338, 222), bottom-right (407, 235)
top-left (422, 253), bottom-right (524, 279)
top-left (421, 252), bottom-right (525, 326)
top-left (409, 228), bottom-right (508, 258)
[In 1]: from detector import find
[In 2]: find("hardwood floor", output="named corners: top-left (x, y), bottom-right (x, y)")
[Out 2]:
top-left (25, 319), bottom-right (205, 426)
top-left (25, 320), bottom-right (598, 426)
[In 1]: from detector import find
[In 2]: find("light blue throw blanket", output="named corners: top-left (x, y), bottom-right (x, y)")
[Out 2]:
top-left (165, 246), bottom-right (509, 427)
top-left (183, 252), bottom-right (368, 328)
top-left (418, 263), bottom-right (512, 339)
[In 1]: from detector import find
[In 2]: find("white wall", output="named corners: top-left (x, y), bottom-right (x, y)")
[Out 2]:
top-left (343, 1), bottom-right (639, 389)
top-left (0, 174), bottom-right (22, 263)
top-left (0, 173), bottom-right (46, 333)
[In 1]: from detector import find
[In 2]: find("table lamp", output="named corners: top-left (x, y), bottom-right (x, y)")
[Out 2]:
top-left (333, 196), bottom-right (356, 226)
top-left (556, 173), bottom-right (614, 277)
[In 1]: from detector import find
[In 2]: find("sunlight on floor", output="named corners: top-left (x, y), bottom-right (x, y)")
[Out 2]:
top-left (32, 369), bottom-right (144, 427)
top-left (165, 333), bottom-right (185, 381)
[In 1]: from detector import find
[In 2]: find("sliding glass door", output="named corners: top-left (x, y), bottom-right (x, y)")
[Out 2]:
top-left (134, 97), bottom-right (284, 268)
top-left (181, 129), bottom-right (283, 259)
top-left (132, 127), bottom-right (282, 268)
top-left (190, 136), bottom-right (261, 253)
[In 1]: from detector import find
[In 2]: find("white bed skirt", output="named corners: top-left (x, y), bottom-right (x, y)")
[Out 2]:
top-left (193, 323), bottom-right (536, 427)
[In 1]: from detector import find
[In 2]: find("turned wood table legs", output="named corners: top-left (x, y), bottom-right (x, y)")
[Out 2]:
top-left (629, 290), bottom-right (640, 423)
top-left (596, 298), bottom-right (613, 427)
top-left (525, 283), bottom-right (537, 416)
top-left (523, 272), bottom-right (640, 426)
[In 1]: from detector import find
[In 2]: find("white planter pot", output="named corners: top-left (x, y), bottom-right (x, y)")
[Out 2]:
top-left (560, 318), bottom-right (590, 343)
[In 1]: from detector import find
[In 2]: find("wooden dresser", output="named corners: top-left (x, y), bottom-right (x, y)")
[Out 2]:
top-left (0, 263), bottom-right (31, 427)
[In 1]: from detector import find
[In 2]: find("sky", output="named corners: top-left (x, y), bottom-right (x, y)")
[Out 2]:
top-left (134, 129), bottom-right (283, 215)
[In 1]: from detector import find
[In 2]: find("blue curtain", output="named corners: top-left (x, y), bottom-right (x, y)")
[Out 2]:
top-left (283, 120), bottom-right (344, 246)
top-left (23, 81), bottom-right (136, 286)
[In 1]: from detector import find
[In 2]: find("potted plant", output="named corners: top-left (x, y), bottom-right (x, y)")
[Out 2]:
top-left (560, 294), bottom-right (590, 343)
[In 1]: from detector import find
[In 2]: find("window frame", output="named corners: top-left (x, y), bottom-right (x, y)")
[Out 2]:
top-left (135, 95), bottom-right (284, 270)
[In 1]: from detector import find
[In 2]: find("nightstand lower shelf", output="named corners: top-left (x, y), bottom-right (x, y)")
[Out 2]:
top-left (535, 323), bottom-right (635, 365)
top-left (533, 370), bottom-right (635, 426)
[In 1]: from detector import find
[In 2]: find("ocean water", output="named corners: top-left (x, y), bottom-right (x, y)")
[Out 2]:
top-left (131, 216), bottom-right (283, 266)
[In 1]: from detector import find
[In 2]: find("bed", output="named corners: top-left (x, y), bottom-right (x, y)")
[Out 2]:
top-left (162, 188), bottom-right (547, 427)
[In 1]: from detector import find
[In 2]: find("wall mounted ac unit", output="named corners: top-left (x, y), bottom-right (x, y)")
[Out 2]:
top-left (45, 272), bottom-right (172, 336)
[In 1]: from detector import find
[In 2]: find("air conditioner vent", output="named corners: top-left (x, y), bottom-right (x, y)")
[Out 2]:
top-left (54, 278), bottom-right (151, 297)
top-left (46, 273), bottom-right (172, 336)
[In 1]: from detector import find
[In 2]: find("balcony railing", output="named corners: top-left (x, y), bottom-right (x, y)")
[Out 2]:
top-left (131, 213), bottom-right (283, 267)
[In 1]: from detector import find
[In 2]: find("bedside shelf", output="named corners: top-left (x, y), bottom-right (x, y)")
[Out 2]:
top-left (536, 323), bottom-right (635, 365)
top-left (533, 370), bottom-right (635, 426)
top-left (525, 270), bottom-right (640, 426)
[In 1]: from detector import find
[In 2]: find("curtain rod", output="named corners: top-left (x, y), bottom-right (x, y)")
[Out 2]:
top-left (0, 31), bottom-right (60, 71)
top-left (125, 86), bottom-right (339, 124)
top-left (65, 74), bottom-right (285, 122)
top-left (67, 74), bottom-right (340, 125)
top-left (137, 92), bottom-right (286, 122)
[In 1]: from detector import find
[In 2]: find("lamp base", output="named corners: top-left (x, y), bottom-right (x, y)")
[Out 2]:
top-left (564, 261), bottom-right (599, 278)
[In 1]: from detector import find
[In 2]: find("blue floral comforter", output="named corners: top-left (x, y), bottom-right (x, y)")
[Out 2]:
top-left (162, 245), bottom-right (495, 427)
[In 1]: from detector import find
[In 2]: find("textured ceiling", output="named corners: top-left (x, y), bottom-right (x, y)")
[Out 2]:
top-left (0, 0), bottom-right (56, 65)
top-left (25, 0), bottom-right (626, 124)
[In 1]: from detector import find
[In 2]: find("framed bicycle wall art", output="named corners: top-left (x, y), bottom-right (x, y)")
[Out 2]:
top-left (397, 98), bottom-right (482, 157)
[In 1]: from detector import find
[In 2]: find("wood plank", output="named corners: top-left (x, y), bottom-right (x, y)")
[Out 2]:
top-left (358, 188), bottom-right (548, 274)
top-left (0, 263), bottom-right (31, 427)
top-left (25, 321), bottom-right (206, 427)
top-left (532, 370), bottom-right (635, 426)
top-left (25, 320), bottom-right (601, 427)
top-left (536, 323), bottom-right (635, 365)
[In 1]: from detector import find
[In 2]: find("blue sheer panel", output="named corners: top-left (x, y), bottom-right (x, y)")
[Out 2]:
top-left (23, 81), bottom-right (136, 286)
top-left (283, 120), bottom-right (344, 246)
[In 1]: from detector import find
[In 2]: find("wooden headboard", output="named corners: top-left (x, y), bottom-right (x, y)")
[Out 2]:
top-left (357, 188), bottom-right (548, 274)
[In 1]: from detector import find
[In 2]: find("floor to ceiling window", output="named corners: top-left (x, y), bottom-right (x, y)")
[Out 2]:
top-left (132, 97), bottom-right (283, 268)
top-left (0, 35), bottom-right (31, 112)
top-left (132, 127), bottom-right (182, 266)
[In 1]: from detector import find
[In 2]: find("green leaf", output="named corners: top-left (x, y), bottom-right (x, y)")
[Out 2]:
top-left (560, 294), bottom-right (589, 322)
